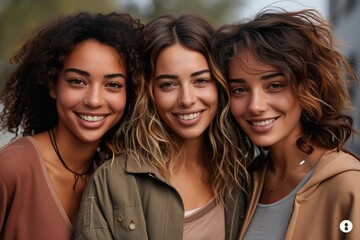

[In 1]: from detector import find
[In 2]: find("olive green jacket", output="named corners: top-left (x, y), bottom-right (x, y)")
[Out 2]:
top-left (74, 154), bottom-right (246, 240)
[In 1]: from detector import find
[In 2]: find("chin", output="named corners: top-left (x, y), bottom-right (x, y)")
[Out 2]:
top-left (249, 138), bottom-right (274, 148)
top-left (178, 132), bottom-right (204, 141)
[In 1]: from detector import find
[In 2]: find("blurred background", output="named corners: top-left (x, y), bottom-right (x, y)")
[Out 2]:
top-left (0, 0), bottom-right (359, 157)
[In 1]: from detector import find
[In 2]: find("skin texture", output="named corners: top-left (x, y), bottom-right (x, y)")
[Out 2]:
top-left (228, 50), bottom-right (325, 203)
top-left (152, 43), bottom-right (218, 210)
top-left (211, 9), bottom-right (358, 239)
top-left (35, 39), bottom-right (127, 225)
top-left (50, 39), bottom-right (127, 145)
top-left (153, 43), bottom-right (218, 142)
top-left (0, 13), bottom-right (146, 238)
top-left (120, 13), bottom-right (249, 220)
top-left (228, 51), bottom-right (302, 152)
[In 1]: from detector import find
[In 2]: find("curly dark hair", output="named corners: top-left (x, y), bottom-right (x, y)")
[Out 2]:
top-left (0, 12), bottom-right (145, 144)
top-left (212, 8), bottom-right (358, 158)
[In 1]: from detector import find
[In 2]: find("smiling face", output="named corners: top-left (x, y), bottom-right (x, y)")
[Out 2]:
top-left (228, 51), bottom-right (302, 149)
top-left (152, 43), bottom-right (218, 142)
top-left (50, 39), bottom-right (126, 144)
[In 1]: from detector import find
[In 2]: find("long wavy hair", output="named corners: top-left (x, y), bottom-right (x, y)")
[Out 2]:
top-left (114, 12), bottom-right (250, 199)
top-left (212, 8), bottom-right (358, 166)
top-left (0, 12), bottom-right (145, 158)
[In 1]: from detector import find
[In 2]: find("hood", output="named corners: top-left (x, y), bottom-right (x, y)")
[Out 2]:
top-left (296, 149), bottom-right (360, 197)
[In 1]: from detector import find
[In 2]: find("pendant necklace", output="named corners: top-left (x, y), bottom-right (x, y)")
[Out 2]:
top-left (48, 128), bottom-right (92, 189)
top-left (267, 159), bottom-right (307, 193)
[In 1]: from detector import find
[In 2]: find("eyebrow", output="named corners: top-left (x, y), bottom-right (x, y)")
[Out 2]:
top-left (229, 72), bottom-right (284, 83)
top-left (64, 68), bottom-right (126, 79)
top-left (155, 69), bottom-right (210, 81)
top-left (191, 69), bottom-right (210, 77)
top-left (261, 72), bottom-right (284, 80)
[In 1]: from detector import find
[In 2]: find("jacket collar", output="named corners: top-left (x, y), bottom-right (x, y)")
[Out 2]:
top-left (297, 149), bottom-right (360, 196)
top-left (124, 155), bottom-right (169, 183)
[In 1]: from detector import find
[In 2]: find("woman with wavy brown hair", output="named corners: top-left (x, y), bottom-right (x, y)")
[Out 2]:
top-left (212, 8), bottom-right (360, 240)
top-left (75, 12), bottom-right (249, 240)
top-left (0, 12), bottom-right (145, 240)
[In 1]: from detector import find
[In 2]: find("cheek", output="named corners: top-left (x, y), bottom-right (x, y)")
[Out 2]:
top-left (275, 93), bottom-right (300, 114)
top-left (289, 101), bottom-right (302, 121)
top-left (201, 85), bottom-right (218, 108)
top-left (153, 91), bottom-right (177, 113)
top-left (110, 92), bottom-right (127, 113)
top-left (56, 90), bottom-right (82, 108)
top-left (230, 98), bottom-right (246, 118)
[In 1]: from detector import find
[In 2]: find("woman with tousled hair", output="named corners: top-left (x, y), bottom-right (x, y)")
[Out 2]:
top-left (75, 12), bottom-right (249, 240)
top-left (0, 12), bottom-right (145, 240)
top-left (212, 8), bottom-right (360, 239)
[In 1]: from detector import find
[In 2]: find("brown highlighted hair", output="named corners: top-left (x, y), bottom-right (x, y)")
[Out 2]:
top-left (212, 8), bottom-right (358, 157)
top-left (115, 12), bottom-right (249, 199)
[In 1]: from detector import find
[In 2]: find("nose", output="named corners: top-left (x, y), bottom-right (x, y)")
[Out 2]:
top-left (83, 86), bottom-right (105, 108)
top-left (177, 84), bottom-right (196, 107)
top-left (248, 90), bottom-right (267, 114)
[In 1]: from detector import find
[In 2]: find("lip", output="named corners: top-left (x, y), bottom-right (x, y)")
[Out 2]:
top-left (246, 117), bottom-right (279, 133)
top-left (172, 110), bottom-right (204, 125)
top-left (75, 112), bottom-right (108, 128)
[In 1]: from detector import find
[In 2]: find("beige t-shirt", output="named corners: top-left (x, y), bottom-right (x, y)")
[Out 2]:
top-left (184, 198), bottom-right (225, 240)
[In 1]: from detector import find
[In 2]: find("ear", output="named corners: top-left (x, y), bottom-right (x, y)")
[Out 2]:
top-left (49, 82), bottom-right (57, 99)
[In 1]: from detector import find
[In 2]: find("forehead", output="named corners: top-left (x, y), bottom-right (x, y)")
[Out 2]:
top-left (63, 39), bottom-right (124, 69)
top-left (155, 44), bottom-right (208, 72)
top-left (229, 50), bottom-right (278, 76)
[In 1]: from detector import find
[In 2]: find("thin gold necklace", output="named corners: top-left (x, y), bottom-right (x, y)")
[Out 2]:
top-left (48, 128), bottom-right (92, 189)
top-left (267, 159), bottom-right (306, 193)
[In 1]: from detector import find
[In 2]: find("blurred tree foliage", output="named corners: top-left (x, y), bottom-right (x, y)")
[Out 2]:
top-left (0, 0), bottom-right (116, 90)
top-left (0, 0), bottom-right (242, 90)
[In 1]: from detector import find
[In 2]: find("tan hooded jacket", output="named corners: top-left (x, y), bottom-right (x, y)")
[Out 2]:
top-left (240, 149), bottom-right (360, 240)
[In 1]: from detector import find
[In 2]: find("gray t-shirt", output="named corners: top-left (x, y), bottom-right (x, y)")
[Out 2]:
top-left (243, 169), bottom-right (313, 240)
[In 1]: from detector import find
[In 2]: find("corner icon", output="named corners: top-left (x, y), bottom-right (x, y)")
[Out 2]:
top-left (339, 220), bottom-right (353, 233)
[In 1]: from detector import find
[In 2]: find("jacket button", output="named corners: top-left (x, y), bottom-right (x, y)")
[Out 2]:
top-left (128, 221), bottom-right (136, 231)
top-left (117, 216), bottom-right (124, 222)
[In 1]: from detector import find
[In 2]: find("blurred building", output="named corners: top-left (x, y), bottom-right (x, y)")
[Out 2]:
top-left (329, 0), bottom-right (360, 157)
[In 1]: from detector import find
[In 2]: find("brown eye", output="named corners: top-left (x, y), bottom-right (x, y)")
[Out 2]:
top-left (194, 78), bottom-right (210, 85)
top-left (268, 82), bottom-right (286, 91)
top-left (159, 82), bottom-right (176, 89)
top-left (106, 82), bottom-right (123, 89)
top-left (232, 87), bottom-right (247, 94)
top-left (68, 78), bottom-right (85, 85)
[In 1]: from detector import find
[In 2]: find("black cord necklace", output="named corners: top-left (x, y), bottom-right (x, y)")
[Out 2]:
top-left (48, 128), bottom-right (92, 189)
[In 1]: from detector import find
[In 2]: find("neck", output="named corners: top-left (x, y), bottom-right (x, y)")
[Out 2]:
top-left (174, 137), bottom-right (208, 171)
top-left (50, 128), bottom-right (99, 173)
top-left (268, 141), bottom-right (325, 176)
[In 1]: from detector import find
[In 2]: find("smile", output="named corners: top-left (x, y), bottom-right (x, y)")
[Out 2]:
top-left (251, 118), bottom-right (276, 127)
top-left (177, 112), bottom-right (201, 121)
top-left (79, 114), bottom-right (106, 122)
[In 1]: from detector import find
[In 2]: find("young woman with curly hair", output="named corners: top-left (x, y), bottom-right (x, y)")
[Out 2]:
top-left (212, 8), bottom-right (360, 240)
top-left (75, 12), bottom-right (249, 240)
top-left (0, 12), bottom-right (145, 240)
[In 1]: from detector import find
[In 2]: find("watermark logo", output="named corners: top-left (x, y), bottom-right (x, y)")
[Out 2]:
top-left (339, 220), bottom-right (353, 233)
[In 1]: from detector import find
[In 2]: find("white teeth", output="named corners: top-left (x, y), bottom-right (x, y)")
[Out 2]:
top-left (79, 115), bottom-right (105, 122)
top-left (252, 118), bottom-right (275, 127)
top-left (178, 112), bottom-right (201, 120)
